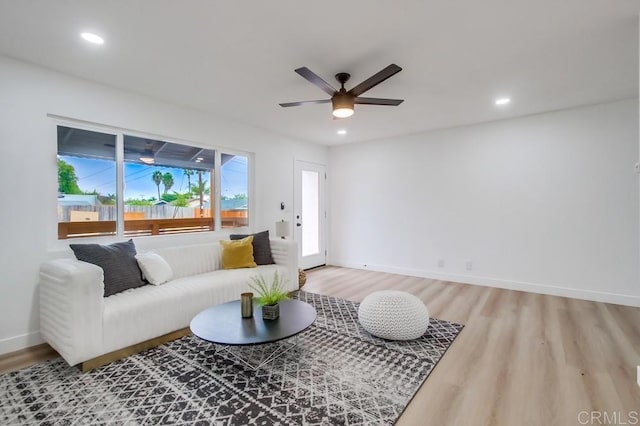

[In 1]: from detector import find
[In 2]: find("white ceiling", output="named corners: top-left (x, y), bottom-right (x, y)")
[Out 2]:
top-left (0, 1), bottom-right (638, 145)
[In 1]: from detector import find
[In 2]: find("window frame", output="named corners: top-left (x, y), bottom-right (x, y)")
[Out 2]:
top-left (55, 120), bottom-right (120, 239)
top-left (52, 117), bottom-right (253, 242)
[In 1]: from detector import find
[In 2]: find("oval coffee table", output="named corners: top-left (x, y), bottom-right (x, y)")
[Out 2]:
top-left (190, 299), bottom-right (316, 370)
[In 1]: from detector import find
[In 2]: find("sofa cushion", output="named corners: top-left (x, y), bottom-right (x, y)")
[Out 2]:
top-left (220, 236), bottom-right (257, 269)
top-left (69, 239), bottom-right (146, 297)
top-left (135, 252), bottom-right (173, 285)
top-left (152, 243), bottom-right (220, 279)
top-left (230, 230), bottom-right (275, 265)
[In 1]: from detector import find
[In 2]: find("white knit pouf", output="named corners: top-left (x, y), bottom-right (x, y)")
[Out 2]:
top-left (358, 290), bottom-right (429, 340)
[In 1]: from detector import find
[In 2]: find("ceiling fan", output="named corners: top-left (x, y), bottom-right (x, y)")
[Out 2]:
top-left (104, 142), bottom-right (156, 164)
top-left (279, 64), bottom-right (404, 118)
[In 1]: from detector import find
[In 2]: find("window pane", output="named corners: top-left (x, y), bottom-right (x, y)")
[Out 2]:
top-left (123, 135), bottom-right (214, 236)
top-left (57, 126), bottom-right (117, 239)
top-left (301, 170), bottom-right (320, 256)
top-left (221, 154), bottom-right (248, 228)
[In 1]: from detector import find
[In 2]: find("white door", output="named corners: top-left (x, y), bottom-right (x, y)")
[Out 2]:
top-left (294, 160), bottom-right (326, 269)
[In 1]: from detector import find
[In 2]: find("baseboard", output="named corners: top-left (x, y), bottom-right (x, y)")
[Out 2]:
top-left (329, 260), bottom-right (640, 308)
top-left (0, 343), bottom-right (58, 375)
top-left (0, 331), bottom-right (44, 356)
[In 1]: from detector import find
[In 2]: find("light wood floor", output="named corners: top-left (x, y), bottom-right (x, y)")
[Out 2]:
top-left (2, 266), bottom-right (639, 425)
top-left (303, 266), bottom-right (640, 426)
top-left (0, 344), bottom-right (57, 375)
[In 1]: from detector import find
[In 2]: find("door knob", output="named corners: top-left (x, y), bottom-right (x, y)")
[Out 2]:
top-left (296, 223), bottom-right (302, 227)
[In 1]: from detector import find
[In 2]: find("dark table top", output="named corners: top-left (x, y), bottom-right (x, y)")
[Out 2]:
top-left (190, 299), bottom-right (317, 346)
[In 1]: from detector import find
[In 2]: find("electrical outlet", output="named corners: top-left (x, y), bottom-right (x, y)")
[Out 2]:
top-left (437, 259), bottom-right (445, 268)
top-left (465, 261), bottom-right (473, 271)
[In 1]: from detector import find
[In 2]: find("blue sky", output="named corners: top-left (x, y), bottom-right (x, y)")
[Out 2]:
top-left (60, 155), bottom-right (248, 200)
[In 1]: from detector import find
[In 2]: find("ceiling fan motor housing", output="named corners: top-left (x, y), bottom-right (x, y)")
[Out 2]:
top-left (332, 91), bottom-right (354, 111)
top-left (335, 72), bottom-right (351, 86)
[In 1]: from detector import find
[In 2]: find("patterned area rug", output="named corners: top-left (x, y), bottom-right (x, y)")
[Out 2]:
top-left (0, 291), bottom-right (463, 425)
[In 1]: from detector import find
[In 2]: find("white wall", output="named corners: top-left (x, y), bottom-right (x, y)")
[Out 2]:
top-left (0, 56), bottom-right (328, 354)
top-left (329, 99), bottom-right (639, 306)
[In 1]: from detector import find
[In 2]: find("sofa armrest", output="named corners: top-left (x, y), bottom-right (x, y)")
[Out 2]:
top-left (39, 258), bottom-right (104, 366)
top-left (270, 239), bottom-right (299, 292)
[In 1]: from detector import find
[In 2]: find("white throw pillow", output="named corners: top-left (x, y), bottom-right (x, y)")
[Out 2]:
top-left (135, 252), bottom-right (173, 285)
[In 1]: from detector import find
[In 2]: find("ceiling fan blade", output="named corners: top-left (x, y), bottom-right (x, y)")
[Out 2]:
top-left (279, 99), bottom-right (331, 107)
top-left (354, 97), bottom-right (404, 106)
top-left (295, 67), bottom-right (337, 96)
top-left (349, 64), bottom-right (402, 97)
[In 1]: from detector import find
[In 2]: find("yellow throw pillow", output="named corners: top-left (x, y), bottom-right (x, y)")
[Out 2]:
top-left (220, 236), bottom-right (257, 269)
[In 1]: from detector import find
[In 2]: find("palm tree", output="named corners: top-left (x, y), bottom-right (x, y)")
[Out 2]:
top-left (195, 170), bottom-right (206, 217)
top-left (183, 169), bottom-right (194, 195)
top-left (152, 170), bottom-right (163, 200)
top-left (162, 172), bottom-right (174, 195)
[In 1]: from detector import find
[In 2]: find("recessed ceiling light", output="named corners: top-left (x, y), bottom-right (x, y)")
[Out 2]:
top-left (81, 32), bottom-right (104, 44)
top-left (495, 97), bottom-right (511, 106)
top-left (337, 129), bottom-right (347, 135)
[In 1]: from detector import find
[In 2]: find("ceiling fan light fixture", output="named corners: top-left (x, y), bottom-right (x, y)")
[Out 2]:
top-left (332, 93), bottom-right (355, 118)
top-left (333, 107), bottom-right (354, 118)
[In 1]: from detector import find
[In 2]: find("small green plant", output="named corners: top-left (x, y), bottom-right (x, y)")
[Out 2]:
top-left (248, 271), bottom-right (290, 306)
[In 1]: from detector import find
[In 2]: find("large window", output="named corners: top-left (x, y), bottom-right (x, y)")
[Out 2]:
top-left (122, 135), bottom-right (216, 237)
top-left (57, 126), bottom-right (117, 238)
top-left (57, 124), bottom-right (251, 239)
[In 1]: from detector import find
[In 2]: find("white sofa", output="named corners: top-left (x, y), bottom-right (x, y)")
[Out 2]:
top-left (39, 239), bottom-right (298, 369)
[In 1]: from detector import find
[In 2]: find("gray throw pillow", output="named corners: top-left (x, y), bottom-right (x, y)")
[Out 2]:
top-left (69, 239), bottom-right (147, 297)
top-left (229, 230), bottom-right (275, 265)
